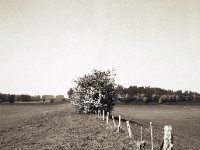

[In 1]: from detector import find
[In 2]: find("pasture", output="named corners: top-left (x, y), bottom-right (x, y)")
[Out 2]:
top-left (113, 104), bottom-right (200, 149)
top-left (0, 102), bottom-right (68, 129)
top-left (0, 103), bottom-right (140, 150)
top-left (0, 103), bottom-right (199, 149)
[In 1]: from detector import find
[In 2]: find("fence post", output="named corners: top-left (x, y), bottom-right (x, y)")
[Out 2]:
top-left (98, 109), bottom-right (100, 118)
top-left (102, 110), bottom-right (105, 121)
top-left (150, 122), bottom-right (153, 150)
top-left (163, 125), bottom-right (173, 150)
top-left (137, 141), bottom-right (147, 150)
top-left (106, 112), bottom-right (109, 124)
top-left (112, 116), bottom-right (117, 128)
top-left (96, 110), bottom-right (98, 118)
top-left (117, 115), bottom-right (121, 132)
top-left (141, 126), bottom-right (143, 141)
top-left (126, 121), bottom-right (132, 138)
top-left (137, 141), bottom-right (141, 150)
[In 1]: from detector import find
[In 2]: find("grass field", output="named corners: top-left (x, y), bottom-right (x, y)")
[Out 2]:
top-left (113, 104), bottom-right (200, 150)
top-left (0, 103), bottom-right (199, 150)
top-left (0, 103), bottom-right (139, 150)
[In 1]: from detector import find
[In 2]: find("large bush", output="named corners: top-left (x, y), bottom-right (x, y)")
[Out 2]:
top-left (70, 69), bottom-right (117, 114)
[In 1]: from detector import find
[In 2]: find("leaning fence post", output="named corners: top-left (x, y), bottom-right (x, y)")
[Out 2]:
top-left (163, 125), bottom-right (173, 150)
top-left (102, 110), bottom-right (105, 121)
top-left (150, 122), bottom-right (153, 150)
top-left (117, 115), bottom-right (121, 132)
top-left (106, 112), bottom-right (109, 124)
top-left (126, 121), bottom-right (132, 138)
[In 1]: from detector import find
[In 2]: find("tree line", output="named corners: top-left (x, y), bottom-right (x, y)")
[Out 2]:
top-left (68, 69), bottom-right (200, 115)
top-left (0, 93), bottom-right (40, 103)
top-left (116, 85), bottom-right (200, 103)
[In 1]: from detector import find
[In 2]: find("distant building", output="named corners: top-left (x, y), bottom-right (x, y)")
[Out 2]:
top-left (55, 95), bottom-right (65, 101)
top-left (31, 95), bottom-right (41, 101)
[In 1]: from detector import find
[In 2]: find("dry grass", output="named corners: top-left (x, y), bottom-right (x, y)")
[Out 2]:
top-left (0, 103), bottom-right (199, 150)
top-left (0, 103), bottom-right (143, 150)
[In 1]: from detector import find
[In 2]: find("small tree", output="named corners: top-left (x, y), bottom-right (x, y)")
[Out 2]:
top-left (20, 95), bottom-right (31, 102)
top-left (9, 94), bottom-right (15, 103)
top-left (67, 88), bottom-right (75, 99)
top-left (70, 69), bottom-right (117, 114)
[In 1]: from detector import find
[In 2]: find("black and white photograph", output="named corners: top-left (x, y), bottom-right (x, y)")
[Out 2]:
top-left (0, 0), bottom-right (200, 149)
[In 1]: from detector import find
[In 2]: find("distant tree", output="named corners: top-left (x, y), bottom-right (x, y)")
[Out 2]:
top-left (67, 88), bottom-right (75, 99)
top-left (168, 95), bottom-right (176, 102)
top-left (115, 85), bottom-right (126, 100)
top-left (8, 94), bottom-right (15, 103)
top-left (20, 95), bottom-right (31, 102)
top-left (152, 94), bottom-right (159, 102)
top-left (142, 96), bottom-right (148, 103)
top-left (193, 93), bottom-right (197, 101)
top-left (175, 90), bottom-right (182, 96)
top-left (158, 95), bottom-right (168, 103)
top-left (0, 93), bottom-right (3, 103)
top-left (0, 93), bottom-right (8, 102)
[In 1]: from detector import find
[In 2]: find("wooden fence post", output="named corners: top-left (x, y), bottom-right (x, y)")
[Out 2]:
top-left (137, 141), bottom-right (140, 150)
top-left (93, 110), bottom-right (96, 118)
top-left (137, 141), bottom-right (147, 150)
top-left (106, 112), bottom-right (109, 124)
top-left (112, 116), bottom-right (117, 128)
top-left (117, 115), bottom-right (121, 132)
top-left (102, 110), bottom-right (105, 121)
top-left (126, 121), bottom-right (132, 138)
top-left (150, 122), bottom-right (153, 150)
top-left (141, 126), bottom-right (143, 141)
top-left (98, 109), bottom-right (100, 118)
top-left (163, 125), bottom-right (173, 150)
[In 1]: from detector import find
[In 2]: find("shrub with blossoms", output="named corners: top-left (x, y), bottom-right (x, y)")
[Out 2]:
top-left (69, 69), bottom-right (117, 114)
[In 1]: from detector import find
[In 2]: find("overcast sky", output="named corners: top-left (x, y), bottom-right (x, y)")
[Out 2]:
top-left (0, 0), bottom-right (200, 96)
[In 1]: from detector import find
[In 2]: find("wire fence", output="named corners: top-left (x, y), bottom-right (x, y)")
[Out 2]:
top-left (92, 109), bottom-right (173, 150)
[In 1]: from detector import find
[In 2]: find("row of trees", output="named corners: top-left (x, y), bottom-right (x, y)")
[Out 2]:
top-left (0, 93), bottom-right (67, 103)
top-left (68, 69), bottom-right (200, 113)
top-left (0, 93), bottom-right (40, 103)
top-left (116, 85), bottom-right (200, 103)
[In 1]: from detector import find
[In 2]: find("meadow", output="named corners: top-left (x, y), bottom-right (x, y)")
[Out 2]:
top-left (113, 104), bottom-right (200, 149)
top-left (0, 103), bottom-right (199, 149)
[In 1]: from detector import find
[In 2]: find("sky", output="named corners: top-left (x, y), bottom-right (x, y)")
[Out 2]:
top-left (0, 0), bottom-right (200, 97)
